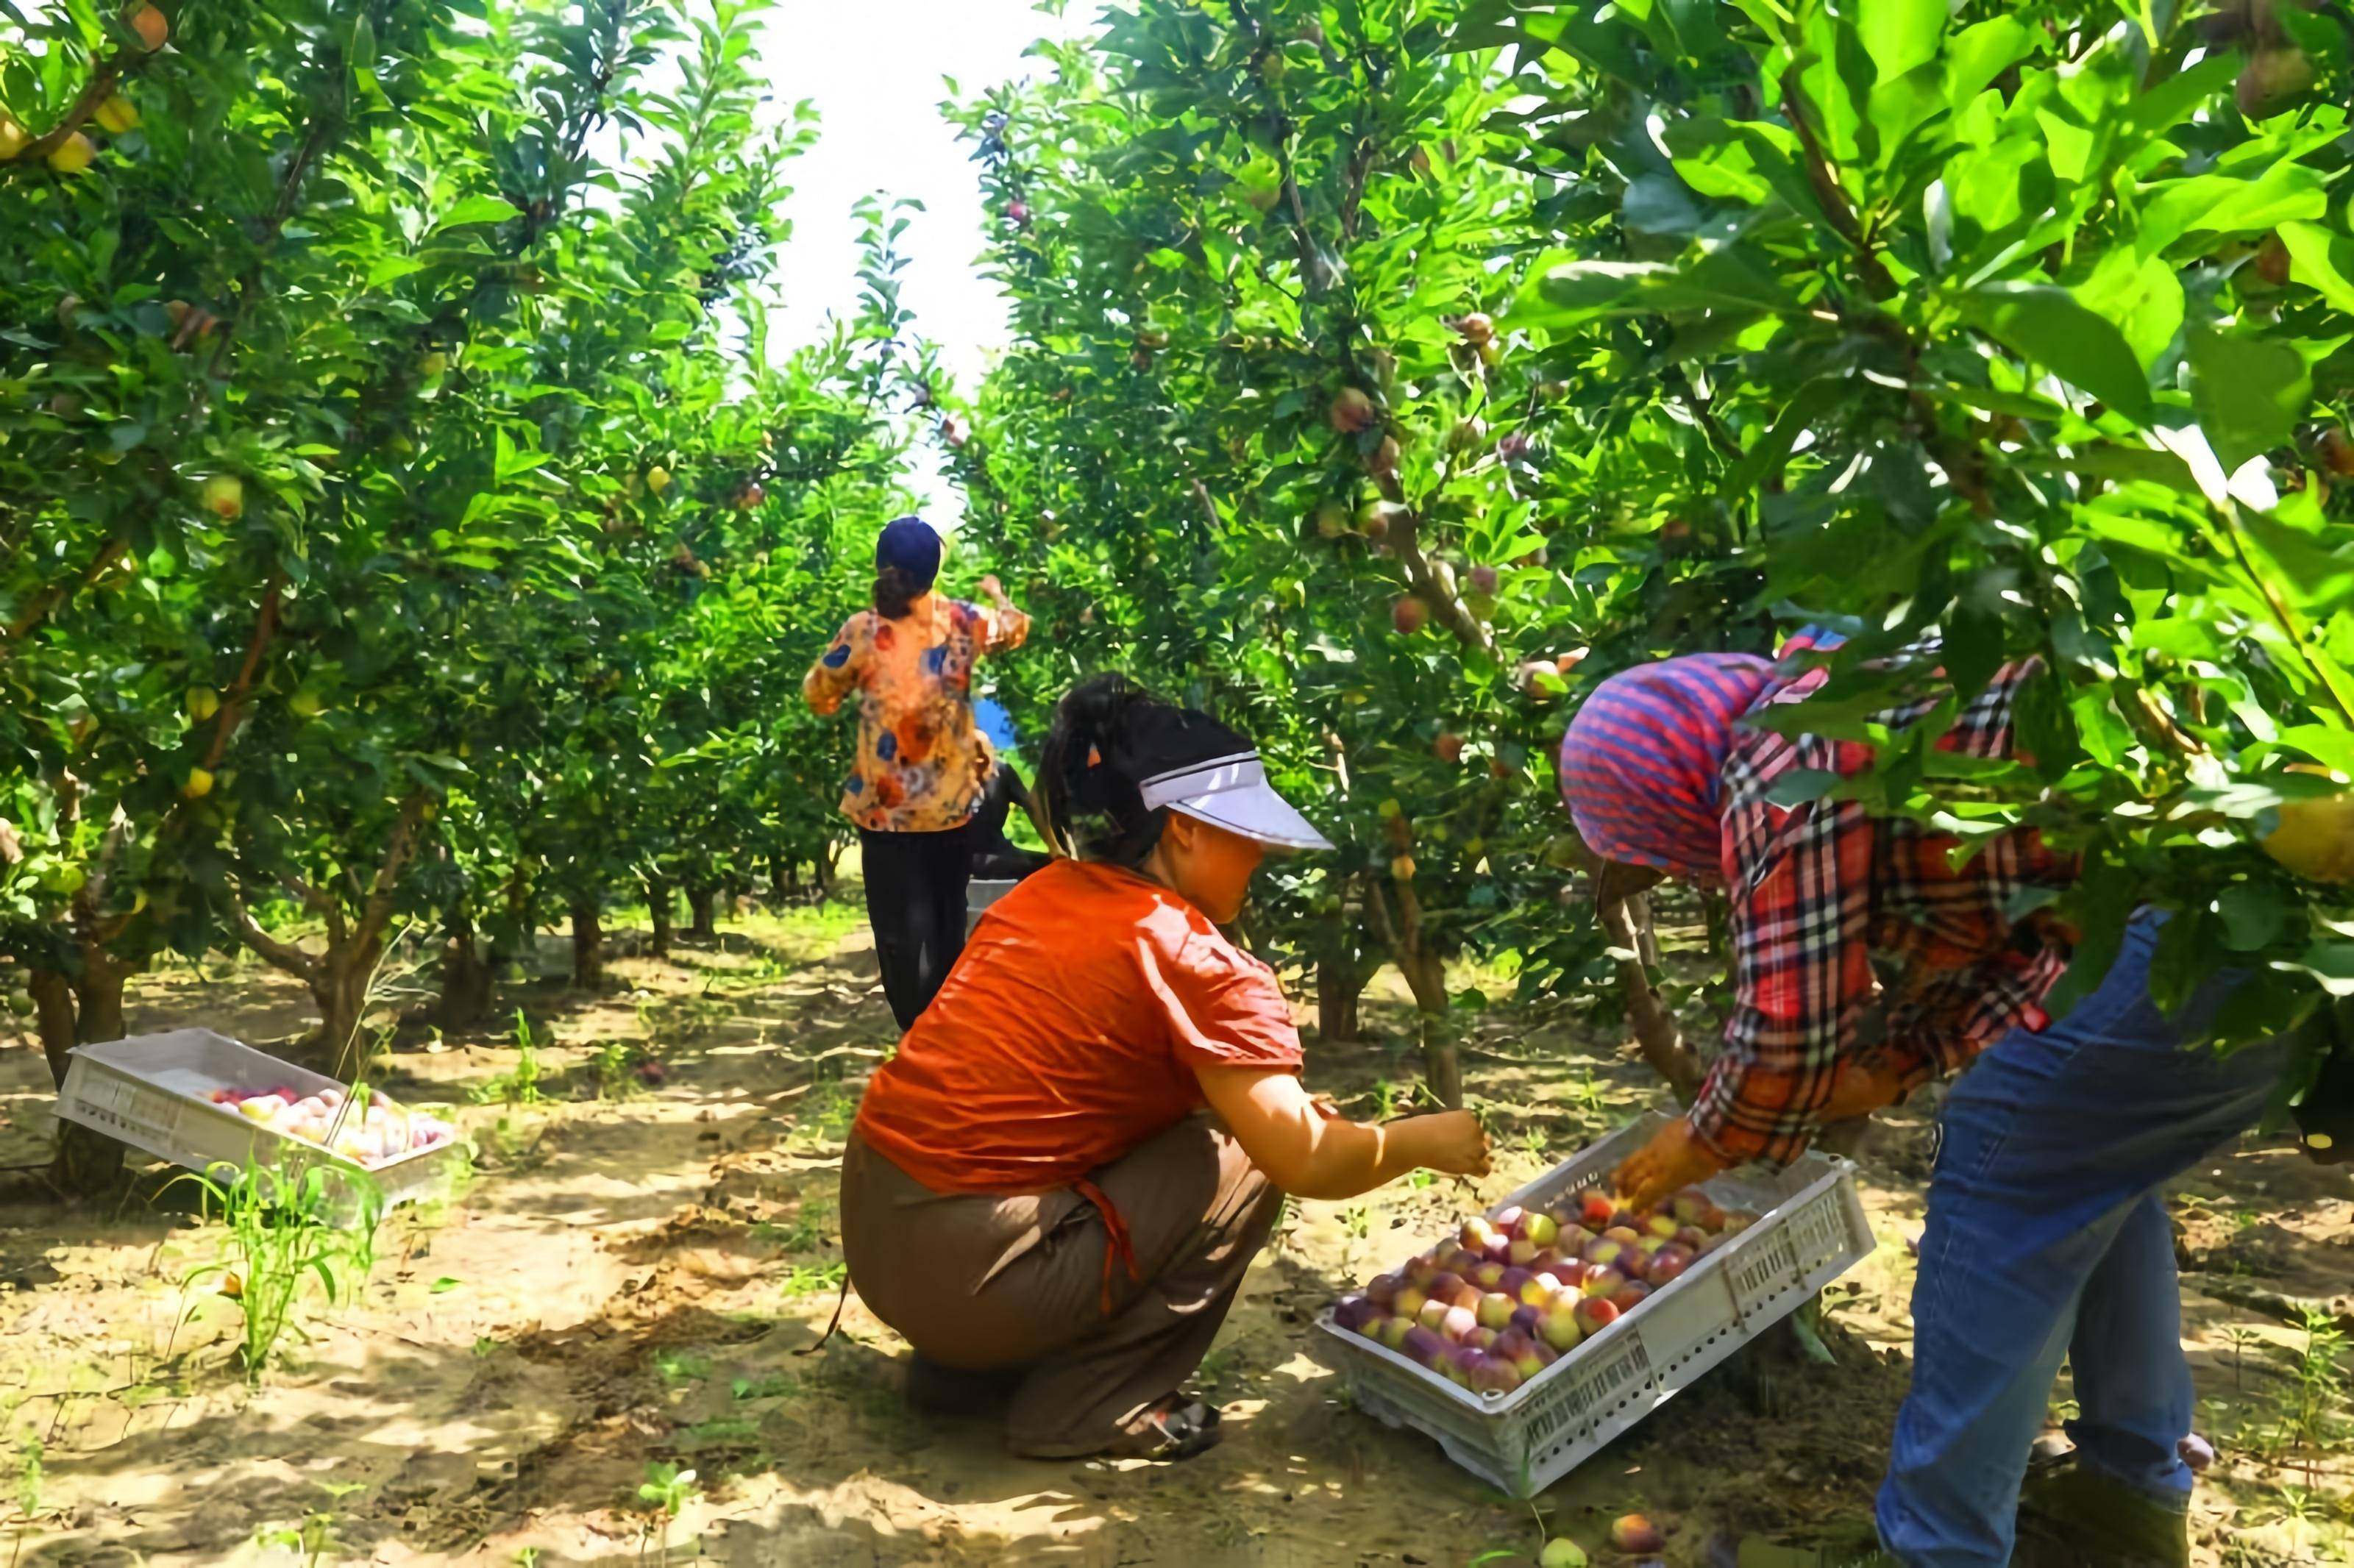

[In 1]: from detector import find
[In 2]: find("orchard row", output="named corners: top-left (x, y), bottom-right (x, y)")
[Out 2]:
top-left (0, 0), bottom-right (925, 1189)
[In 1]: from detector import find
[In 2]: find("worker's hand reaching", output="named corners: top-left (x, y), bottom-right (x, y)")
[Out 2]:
top-left (1614, 1115), bottom-right (1731, 1213)
top-left (978, 573), bottom-right (1014, 608)
top-left (1407, 1109), bottom-right (1493, 1178)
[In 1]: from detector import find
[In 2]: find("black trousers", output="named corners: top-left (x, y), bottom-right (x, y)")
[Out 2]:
top-left (858, 824), bottom-right (972, 1032)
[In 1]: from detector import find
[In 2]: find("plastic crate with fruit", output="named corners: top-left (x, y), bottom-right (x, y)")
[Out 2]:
top-left (54, 1029), bottom-right (464, 1215)
top-left (1314, 1109), bottom-right (1875, 1497)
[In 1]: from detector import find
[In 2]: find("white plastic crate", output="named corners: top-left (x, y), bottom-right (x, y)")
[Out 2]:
top-left (54, 1030), bottom-right (466, 1214)
top-left (1315, 1110), bottom-right (1875, 1497)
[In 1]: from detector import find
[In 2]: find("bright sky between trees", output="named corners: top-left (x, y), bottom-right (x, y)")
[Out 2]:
top-left (755, 0), bottom-right (1091, 520)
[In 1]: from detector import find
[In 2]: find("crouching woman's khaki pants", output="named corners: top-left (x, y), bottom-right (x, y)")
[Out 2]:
top-left (839, 1111), bottom-right (1280, 1457)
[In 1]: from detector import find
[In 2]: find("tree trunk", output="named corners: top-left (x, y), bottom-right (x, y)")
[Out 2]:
top-left (1397, 947), bottom-right (1460, 1108)
top-left (571, 898), bottom-right (604, 990)
top-left (1315, 911), bottom-right (1371, 1043)
top-left (817, 845), bottom-right (839, 900)
top-left (1360, 875), bottom-right (1459, 1107)
top-left (27, 967), bottom-right (78, 1090)
top-left (31, 961), bottom-right (130, 1194)
top-left (646, 880), bottom-right (674, 959)
top-left (686, 885), bottom-right (718, 941)
top-left (311, 952), bottom-right (372, 1075)
top-left (1316, 956), bottom-right (1364, 1044)
top-left (438, 916), bottom-right (494, 1030)
top-left (768, 857), bottom-right (789, 907)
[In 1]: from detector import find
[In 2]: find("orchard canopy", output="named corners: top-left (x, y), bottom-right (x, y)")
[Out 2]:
top-left (5, 0), bottom-right (2354, 1126)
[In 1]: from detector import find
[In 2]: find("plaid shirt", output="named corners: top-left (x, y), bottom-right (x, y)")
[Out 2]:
top-left (1690, 660), bottom-right (2075, 1166)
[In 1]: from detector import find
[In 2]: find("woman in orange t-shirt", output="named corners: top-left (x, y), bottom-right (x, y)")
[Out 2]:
top-left (841, 674), bottom-right (1490, 1461)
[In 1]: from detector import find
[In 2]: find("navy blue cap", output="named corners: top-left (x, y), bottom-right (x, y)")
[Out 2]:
top-left (876, 516), bottom-right (942, 591)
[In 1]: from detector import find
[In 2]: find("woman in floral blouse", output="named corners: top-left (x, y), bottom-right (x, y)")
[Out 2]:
top-left (805, 517), bottom-right (1030, 1030)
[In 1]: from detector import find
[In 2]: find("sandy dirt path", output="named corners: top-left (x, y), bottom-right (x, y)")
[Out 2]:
top-left (0, 908), bottom-right (2344, 1566)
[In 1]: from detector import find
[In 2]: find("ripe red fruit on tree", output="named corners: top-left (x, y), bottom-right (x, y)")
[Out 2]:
top-left (128, 2), bottom-right (168, 50)
top-left (1610, 1515), bottom-right (1667, 1554)
top-left (1329, 387), bottom-right (1376, 432)
top-left (2319, 429), bottom-right (2354, 477)
top-left (1368, 433), bottom-right (1401, 477)
top-left (1391, 596), bottom-right (1427, 635)
top-left (1008, 200), bottom-right (1030, 224)
top-left (1434, 733), bottom-right (1464, 763)
top-left (2254, 232), bottom-right (2293, 287)
top-left (1466, 563), bottom-right (1499, 596)
top-left (1454, 311), bottom-right (1495, 344)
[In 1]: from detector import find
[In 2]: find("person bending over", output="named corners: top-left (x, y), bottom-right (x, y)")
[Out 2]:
top-left (967, 736), bottom-right (1053, 883)
top-left (1562, 638), bottom-right (2286, 1568)
top-left (841, 674), bottom-right (1490, 1460)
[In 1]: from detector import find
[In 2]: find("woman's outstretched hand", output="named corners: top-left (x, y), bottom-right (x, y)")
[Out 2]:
top-left (978, 573), bottom-right (1013, 607)
top-left (1406, 1109), bottom-right (1493, 1178)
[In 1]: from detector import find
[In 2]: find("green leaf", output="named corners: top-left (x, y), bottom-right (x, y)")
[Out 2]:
top-left (2217, 882), bottom-right (2289, 951)
top-left (1859, 0), bottom-right (1943, 85)
top-left (2186, 325), bottom-right (2309, 471)
top-left (1941, 16), bottom-right (2038, 112)
top-left (430, 1275), bottom-right (461, 1293)
top-left (2277, 220), bottom-right (2354, 315)
top-left (2136, 163), bottom-right (2327, 256)
top-left (2070, 249), bottom-right (2183, 371)
top-left (436, 196), bottom-right (521, 230)
top-left (2276, 944), bottom-right (2354, 997)
top-left (1957, 283), bottom-right (2151, 420)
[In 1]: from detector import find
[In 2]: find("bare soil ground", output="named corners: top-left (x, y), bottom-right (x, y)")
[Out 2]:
top-left (0, 904), bottom-right (2345, 1567)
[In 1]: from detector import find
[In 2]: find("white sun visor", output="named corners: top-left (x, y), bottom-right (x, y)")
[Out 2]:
top-left (1137, 752), bottom-right (1334, 852)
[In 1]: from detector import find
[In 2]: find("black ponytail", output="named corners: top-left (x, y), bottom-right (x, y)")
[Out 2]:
top-left (1037, 673), bottom-right (1172, 866)
top-left (874, 566), bottom-right (920, 619)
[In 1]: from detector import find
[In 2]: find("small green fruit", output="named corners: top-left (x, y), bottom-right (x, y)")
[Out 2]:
top-left (1538, 1540), bottom-right (1587, 1568)
top-left (200, 474), bottom-right (244, 518)
top-left (186, 685), bottom-right (220, 721)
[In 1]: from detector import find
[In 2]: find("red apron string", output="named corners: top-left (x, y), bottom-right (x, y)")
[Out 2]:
top-left (1073, 1177), bottom-right (1141, 1318)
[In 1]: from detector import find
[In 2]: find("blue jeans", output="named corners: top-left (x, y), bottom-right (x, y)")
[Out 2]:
top-left (1875, 911), bottom-right (2285, 1567)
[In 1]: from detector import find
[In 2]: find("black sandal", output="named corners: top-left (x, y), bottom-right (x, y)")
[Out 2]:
top-left (1121, 1396), bottom-right (1223, 1461)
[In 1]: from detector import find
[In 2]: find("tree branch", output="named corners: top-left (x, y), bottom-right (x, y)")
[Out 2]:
top-left (1777, 71), bottom-right (1896, 301)
top-left (1599, 896), bottom-right (1705, 1103)
top-left (0, 538), bottom-right (129, 660)
top-left (1390, 508), bottom-right (1498, 658)
top-left (231, 896), bottom-right (319, 979)
top-left (352, 793), bottom-right (432, 955)
top-left (201, 575), bottom-right (283, 771)
top-left (0, 47), bottom-right (146, 181)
